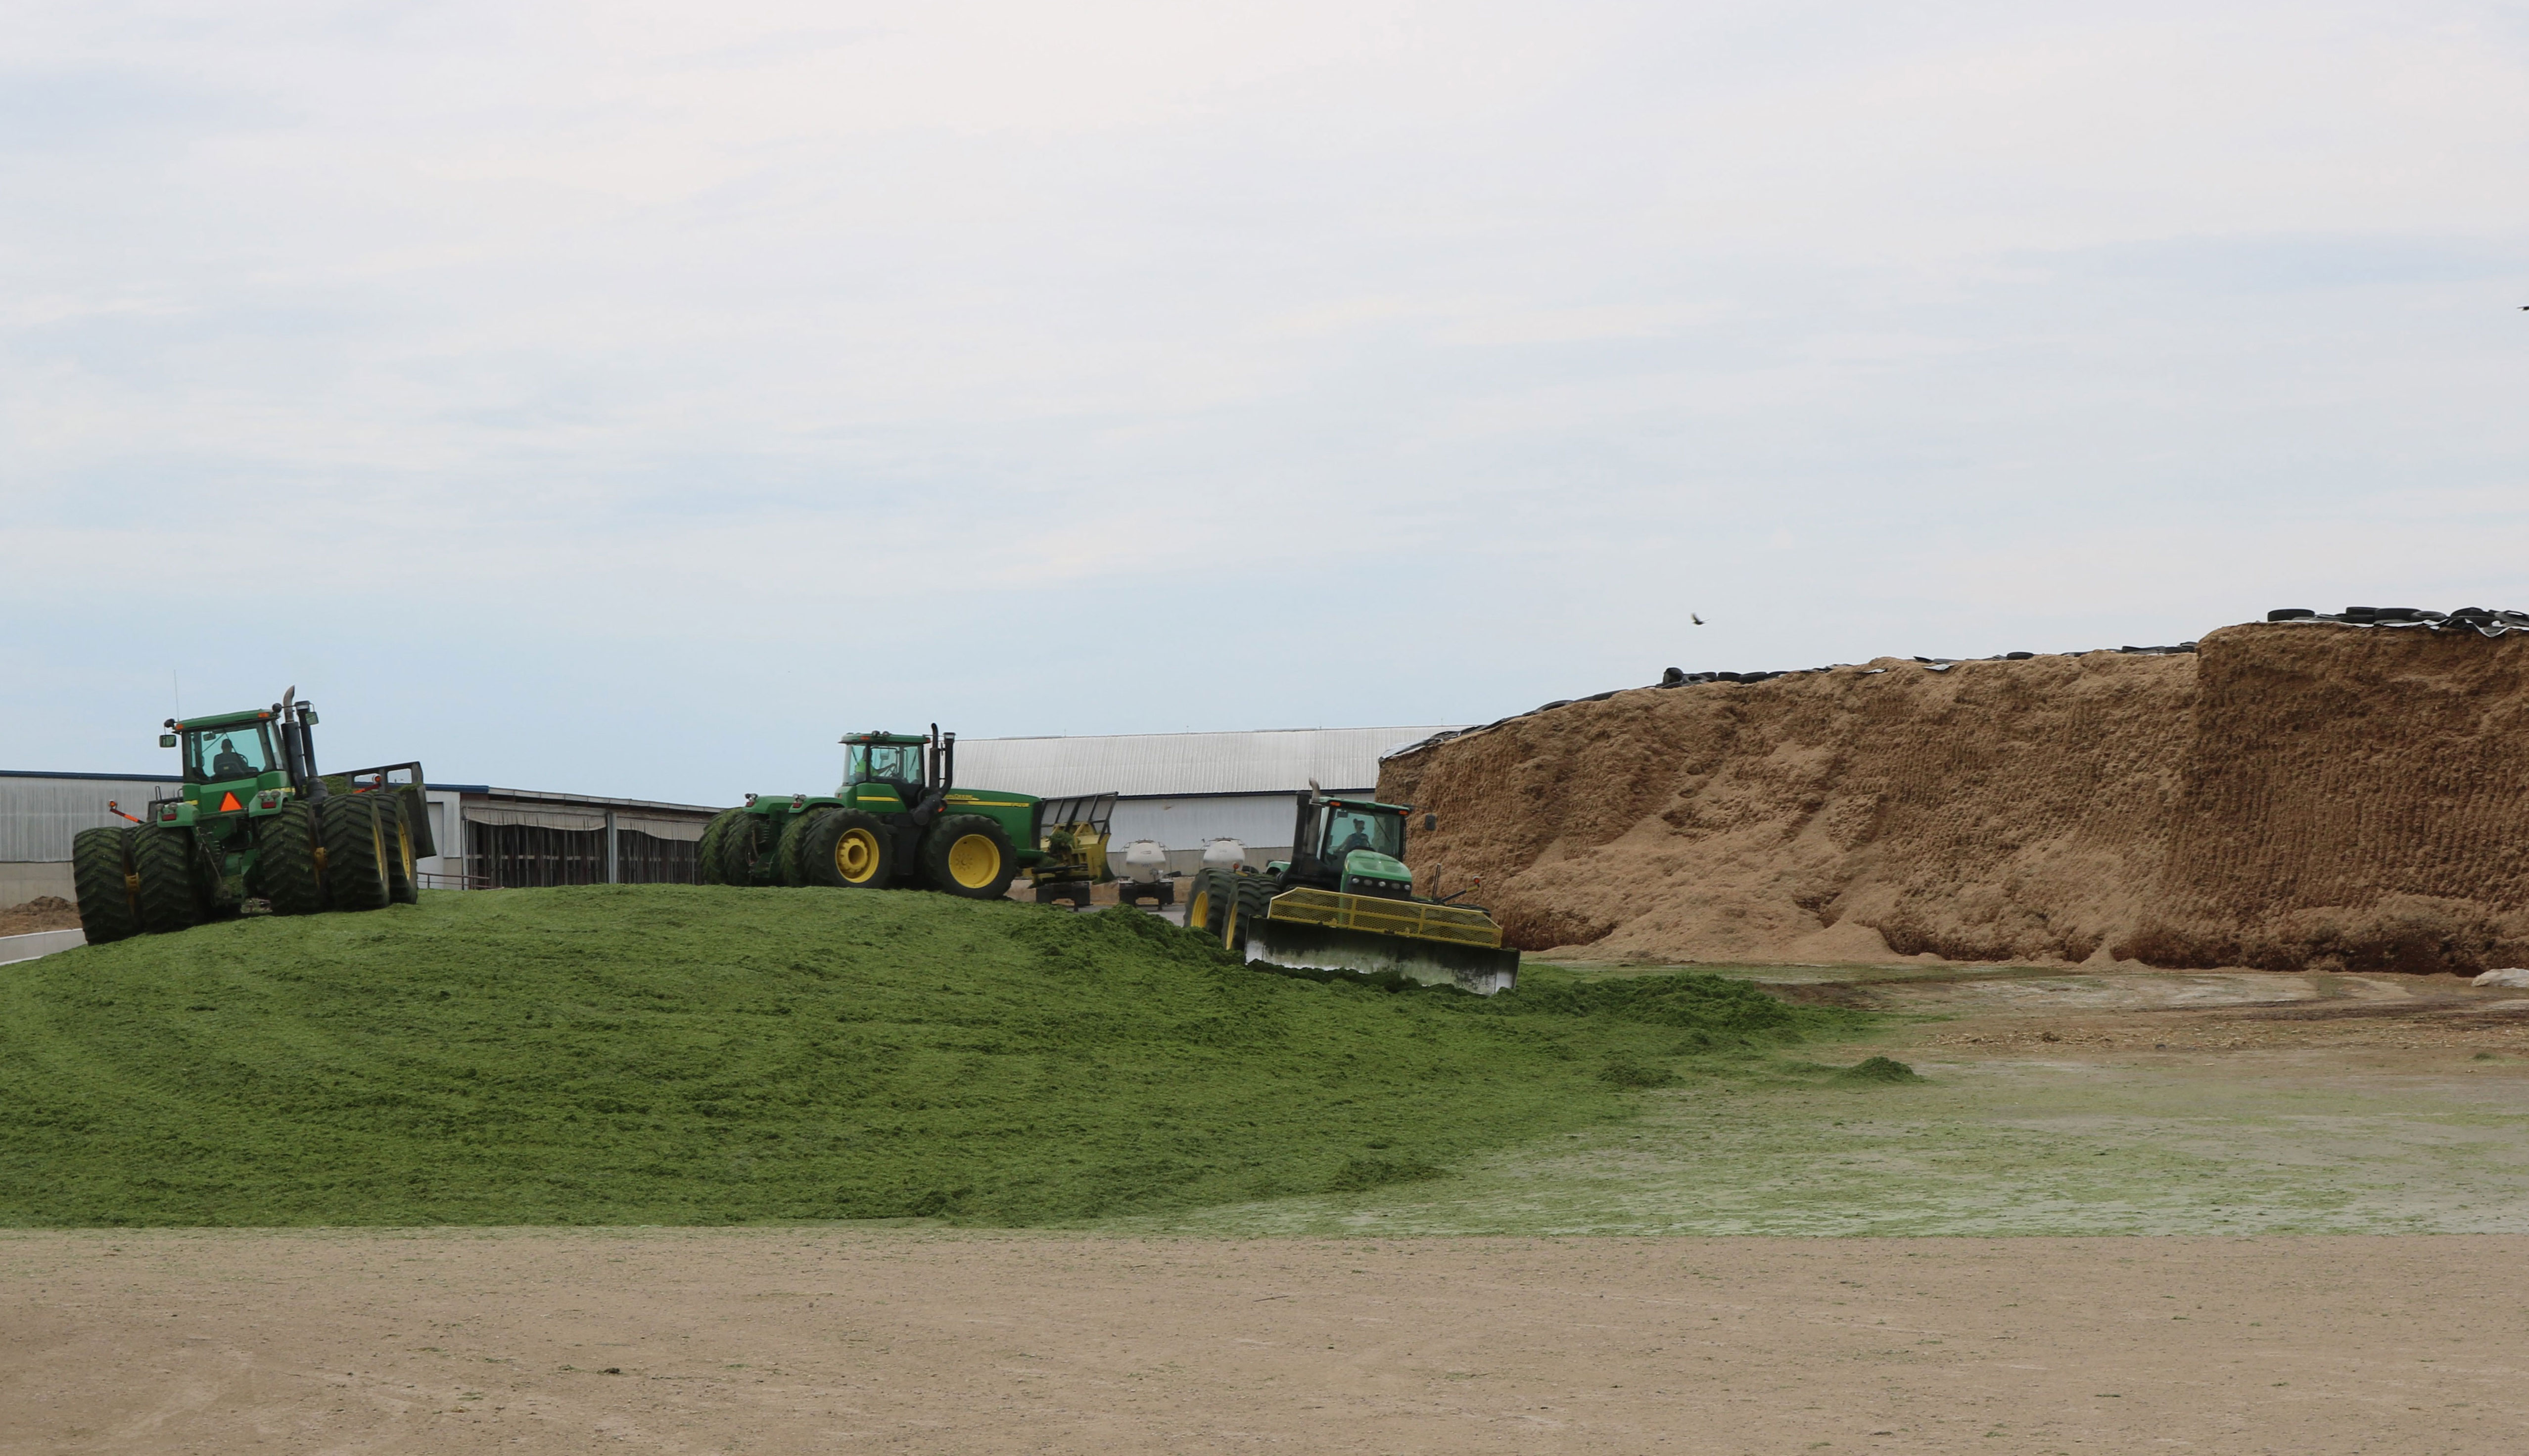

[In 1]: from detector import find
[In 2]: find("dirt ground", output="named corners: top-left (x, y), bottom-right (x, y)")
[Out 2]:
top-left (8, 1228), bottom-right (2528, 1455)
top-left (13, 963), bottom-right (2529, 1453)
top-left (0, 897), bottom-right (80, 937)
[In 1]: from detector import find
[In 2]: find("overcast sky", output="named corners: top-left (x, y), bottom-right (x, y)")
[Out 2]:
top-left (5, 0), bottom-right (2526, 804)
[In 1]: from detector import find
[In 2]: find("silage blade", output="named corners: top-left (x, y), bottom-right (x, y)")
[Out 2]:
top-left (1246, 918), bottom-right (1519, 996)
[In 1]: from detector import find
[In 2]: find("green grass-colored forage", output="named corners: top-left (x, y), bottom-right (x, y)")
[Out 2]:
top-left (0, 887), bottom-right (1864, 1227)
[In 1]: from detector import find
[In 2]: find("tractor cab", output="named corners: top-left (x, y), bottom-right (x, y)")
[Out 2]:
top-left (1286, 794), bottom-right (1416, 899)
top-left (839, 730), bottom-right (944, 804)
top-left (165, 710), bottom-right (293, 801)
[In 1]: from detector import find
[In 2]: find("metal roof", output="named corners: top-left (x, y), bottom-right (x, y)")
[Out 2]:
top-left (952, 726), bottom-right (1466, 800)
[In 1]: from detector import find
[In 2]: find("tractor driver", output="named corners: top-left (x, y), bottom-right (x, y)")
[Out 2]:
top-left (1330, 813), bottom-right (1374, 858)
top-left (211, 737), bottom-right (254, 779)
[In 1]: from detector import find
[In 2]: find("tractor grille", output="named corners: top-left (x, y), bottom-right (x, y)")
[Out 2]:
top-left (1264, 887), bottom-right (1505, 948)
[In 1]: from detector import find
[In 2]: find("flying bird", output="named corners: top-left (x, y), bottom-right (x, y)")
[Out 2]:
top-left (1691, 613), bottom-right (1705, 625)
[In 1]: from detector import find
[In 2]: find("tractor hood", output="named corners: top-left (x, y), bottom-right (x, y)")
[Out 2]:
top-left (1340, 849), bottom-right (1411, 885)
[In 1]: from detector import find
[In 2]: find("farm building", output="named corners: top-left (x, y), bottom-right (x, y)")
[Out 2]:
top-left (0, 770), bottom-right (718, 899)
top-left (953, 726), bottom-right (1463, 874)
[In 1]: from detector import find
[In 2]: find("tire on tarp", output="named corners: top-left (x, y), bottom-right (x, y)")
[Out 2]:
top-left (71, 826), bottom-right (143, 944)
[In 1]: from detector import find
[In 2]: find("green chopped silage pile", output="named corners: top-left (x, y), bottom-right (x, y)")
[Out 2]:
top-left (0, 887), bottom-right (1864, 1226)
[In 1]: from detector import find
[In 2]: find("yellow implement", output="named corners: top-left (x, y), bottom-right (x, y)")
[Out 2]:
top-left (1262, 886), bottom-right (1504, 948)
top-left (1247, 886), bottom-right (1519, 995)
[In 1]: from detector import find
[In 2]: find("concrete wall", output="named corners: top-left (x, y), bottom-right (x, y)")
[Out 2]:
top-left (0, 773), bottom-right (181, 861)
top-left (1, 861), bottom-right (77, 907)
top-left (0, 928), bottom-right (85, 963)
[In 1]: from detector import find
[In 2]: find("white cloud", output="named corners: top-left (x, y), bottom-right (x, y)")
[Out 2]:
top-left (2, 0), bottom-right (2524, 799)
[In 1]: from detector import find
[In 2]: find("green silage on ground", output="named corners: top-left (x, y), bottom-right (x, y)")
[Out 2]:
top-left (0, 887), bottom-right (1864, 1227)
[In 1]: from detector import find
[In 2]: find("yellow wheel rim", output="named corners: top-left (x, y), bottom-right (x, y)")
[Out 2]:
top-left (946, 833), bottom-right (1001, 889)
top-left (836, 827), bottom-right (882, 884)
top-left (1188, 889), bottom-right (1210, 927)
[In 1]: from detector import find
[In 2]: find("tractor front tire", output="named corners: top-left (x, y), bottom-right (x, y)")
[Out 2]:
top-left (711, 811), bottom-right (775, 887)
top-left (320, 795), bottom-right (392, 912)
top-left (71, 826), bottom-right (143, 944)
top-left (797, 808), bottom-right (894, 889)
top-left (922, 815), bottom-right (1017, 899)
top-left (129, 824), bottom-right (210, 935)
top-left (696, 807), bottom-right (747, 885)
top-left (256, 802), bottom-right (328, 915)
top-left (774, 810), bottom-right (824, 888)
top-left (1229, 874), bottom-right (1276, 958)
top-left (375, 795), bottom-right (420, 904)
top-left (1186, 868), bottom-right (1229, 940)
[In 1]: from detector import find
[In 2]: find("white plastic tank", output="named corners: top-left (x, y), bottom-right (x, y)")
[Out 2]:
top-left (1120, 839), bottom-right (1169, 884)
top-left (1200, 838), bottom-right (1247, 871)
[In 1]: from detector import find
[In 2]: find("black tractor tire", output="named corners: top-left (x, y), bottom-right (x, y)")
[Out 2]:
top-left (695, 807), bottom-right (748, 885)
top-left (374, 794), bottom-right (420, 904)
top-left (256, 802), bottom-right (328, 916)
top-left (1186, 867), bottom-right (1229, 941)
top-left (129, 824), bottom-right (210, 936)
top-left (711, 811), bottom-right (775, 887)
top-left (1229, 874), bottom-right (1276, 957)
top-left (797, 808), bottom-right (895, 889)
top-left (71, 826), bottom-right (143, 945)
top-left (921, 814), bottom-right (1018, 899)
top-left (397, 786), bottom-right (437, 859)
top-left (774, 810), bottom-right (826, 888)
top-left (319, 794), bottom-right (392, 912)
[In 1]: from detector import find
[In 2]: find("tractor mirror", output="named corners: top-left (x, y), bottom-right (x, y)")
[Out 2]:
top-left (1422, 813), bottom-right (1436, 832)
top-left (158, 734), bottom-right (177, 749)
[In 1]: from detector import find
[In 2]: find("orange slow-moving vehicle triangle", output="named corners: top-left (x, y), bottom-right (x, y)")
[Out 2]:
top-left (219, 792), bottom-right (242, 812)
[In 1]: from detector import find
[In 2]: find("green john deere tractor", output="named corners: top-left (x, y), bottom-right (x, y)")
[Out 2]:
top-left (71, 689), bottom-right (434, 945)
top-left (1184, 789), bottom-right (1519, 995)
top-left (698, 727), bottom-right (1089, 899)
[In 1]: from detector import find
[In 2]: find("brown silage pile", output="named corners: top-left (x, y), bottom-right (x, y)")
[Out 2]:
top-left (0, 896), bottom-right (81, 937)
top-left (1378, 623), bottom-right (2529, 975)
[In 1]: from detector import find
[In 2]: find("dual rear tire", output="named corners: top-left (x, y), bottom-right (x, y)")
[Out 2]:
top-left (1187, 867), bottom-right (1274, 955)
top-left (319, 795), bottom-right (393, 911)
top-left (72, 794), bottom-right (413, 947)
top-left (698, 806), bottom-right (774, 886)
top-left (256, 802), bottom-right (329, 916)
top-left (71, 827), bottom-right (143, 945)
top-left (702, 806), bottom-right (1016, 899)
top-left (130, 824), bottom-right (211, 935)
top-left (792, 808), bottom-right (896, 889)
top-left (922, 814), bottom-right (1016, 899)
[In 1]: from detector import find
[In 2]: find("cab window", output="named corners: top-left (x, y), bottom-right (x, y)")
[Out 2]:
top-left (1319, 807), bottom-right (1403, 860)
top-left (845, 743), bottom-right (925, 787)
top-left (187, 725), bottom-right (276, 784)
